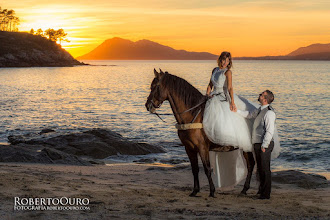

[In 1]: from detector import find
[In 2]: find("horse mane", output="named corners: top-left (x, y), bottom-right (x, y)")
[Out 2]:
top-left (161, 72), bottom-right (205, 114)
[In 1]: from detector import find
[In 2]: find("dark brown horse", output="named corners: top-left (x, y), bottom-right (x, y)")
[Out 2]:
top-left (145, 69), bottom-right (255, 197)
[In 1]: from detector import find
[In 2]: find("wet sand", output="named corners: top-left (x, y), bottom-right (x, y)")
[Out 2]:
top-left (0, 162), bottom-right (329, 219)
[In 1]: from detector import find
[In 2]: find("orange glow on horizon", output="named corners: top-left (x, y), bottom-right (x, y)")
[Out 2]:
top-left (3, 1), bottom-right (330, 58)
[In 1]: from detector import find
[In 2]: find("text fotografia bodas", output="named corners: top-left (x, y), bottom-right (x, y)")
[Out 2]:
top-left (14, 197), bottom-right (90, 211)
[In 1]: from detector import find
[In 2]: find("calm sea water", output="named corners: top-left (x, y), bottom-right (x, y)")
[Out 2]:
top-left (0, 60), bottom-right (329, 173)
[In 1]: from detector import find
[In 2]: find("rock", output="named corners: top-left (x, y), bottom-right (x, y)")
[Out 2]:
top-left (272, 170), bottom-right (329, 189)
top-left (7, 128), bottom-right (165, 159)
top-left (133, 158), bottom-right (157, 163)
top-left (0, 144), bottom-right (90, 165)
top-left (84, 158), bottom-right (105, 165)
top-left (39, 128), bottom-right (55, 135)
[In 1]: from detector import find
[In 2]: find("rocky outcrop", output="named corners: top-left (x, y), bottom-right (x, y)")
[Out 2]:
top-left (0, 144), bottom-right (91, 165)
top-left (272, 170), bottom-right (329, 189)
top-left (4, 128), bottom-right (165, 165)
top-left (0, 31), bottom-right (86, 67)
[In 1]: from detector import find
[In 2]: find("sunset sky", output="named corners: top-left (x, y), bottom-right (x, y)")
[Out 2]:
top-left (2, 0), bottom-right (330, 57)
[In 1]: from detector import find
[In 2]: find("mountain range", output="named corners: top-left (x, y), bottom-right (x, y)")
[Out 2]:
top-left (236, 43), bottom-right (330, 60)
top-left (77, 38), bottom-right (217, 60)
top-left (77, 38), bottom-right (330, 61)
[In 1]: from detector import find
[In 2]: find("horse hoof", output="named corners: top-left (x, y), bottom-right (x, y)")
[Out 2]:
top-left (189, 192), bottom-right (198, 197)
top-left (240, 190), bottom-right (247, 195)
top-left (209, 193), bottom-right (216, 198)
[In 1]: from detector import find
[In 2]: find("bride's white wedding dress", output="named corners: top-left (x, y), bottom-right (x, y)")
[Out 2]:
top-left (203, 67), bottom-right (280, 189)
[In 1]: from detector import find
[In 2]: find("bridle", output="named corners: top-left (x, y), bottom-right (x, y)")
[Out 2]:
top-left (146, 82), bottom-right (166, 122)
top-left (147, 81), bottom-right (207, 124)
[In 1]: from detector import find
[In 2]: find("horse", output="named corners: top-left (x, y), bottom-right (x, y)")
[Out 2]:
top-left (145, 69), bottom-right (255, 197)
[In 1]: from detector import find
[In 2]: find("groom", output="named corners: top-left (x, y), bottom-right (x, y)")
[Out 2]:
top-left (235, 90), bottom-right (276, 199)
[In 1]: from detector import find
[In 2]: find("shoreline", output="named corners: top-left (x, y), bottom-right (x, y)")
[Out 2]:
top-left (1, 162), bottom-right (329, 219)
top-left (103, 159), bottom-right (330, 180)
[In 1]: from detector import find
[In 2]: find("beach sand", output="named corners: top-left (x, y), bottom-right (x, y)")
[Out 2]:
top-left (0, 162), bottom-right (329, 219)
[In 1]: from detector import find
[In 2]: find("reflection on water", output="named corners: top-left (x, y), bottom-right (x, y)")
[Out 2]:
top-left (0, 60), bottom-right (329, 173)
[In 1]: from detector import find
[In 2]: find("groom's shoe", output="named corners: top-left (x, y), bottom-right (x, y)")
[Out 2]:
top-left (258, 195), bottom-right (270, 200)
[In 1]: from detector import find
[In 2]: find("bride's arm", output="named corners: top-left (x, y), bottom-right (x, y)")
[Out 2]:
top-left (206, 81), bottom-right (213, 97)
top-left (206, 69), bottom-right (215, 97)
top-left (225, 70), bottom-right (237, 111)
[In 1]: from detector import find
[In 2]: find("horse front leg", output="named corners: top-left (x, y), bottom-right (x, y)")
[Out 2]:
top-left (185, 146), bottom-right (200, 197)
top-left (241, 152), bottom-right (255, 195)
top-left (198, 146), bottom-right (215, 197)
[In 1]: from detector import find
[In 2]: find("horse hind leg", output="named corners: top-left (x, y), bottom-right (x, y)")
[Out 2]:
top-left (241, 152), bottom-right (255, 195)
top-left (185, 147), bottom-right (200, 197)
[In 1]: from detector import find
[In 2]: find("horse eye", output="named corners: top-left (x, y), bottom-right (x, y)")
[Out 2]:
top-left (155, 86), bottom-right (161, 96)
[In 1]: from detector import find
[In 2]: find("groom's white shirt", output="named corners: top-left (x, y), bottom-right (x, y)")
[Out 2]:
top-left (237, 104), bottom-right (276, 148)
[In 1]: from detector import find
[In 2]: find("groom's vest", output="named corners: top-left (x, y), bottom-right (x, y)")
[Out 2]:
top-left (252, 106), bottom-right (275, 144)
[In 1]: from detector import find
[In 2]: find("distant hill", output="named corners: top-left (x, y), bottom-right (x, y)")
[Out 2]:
top-left (236, 43), bottom-right (330, 60)
top-left (287, 43), bottom-right (330, 56)
top-left (0, 31), bottom-right (85, 67)
top-left (77, 37), bottom-right (217, 60)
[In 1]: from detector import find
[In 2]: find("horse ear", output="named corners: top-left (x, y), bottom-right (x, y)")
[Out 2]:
top-left (159, 69), bottom-right (166, 77)
top-left (154, 68), bottom-right (160, 79)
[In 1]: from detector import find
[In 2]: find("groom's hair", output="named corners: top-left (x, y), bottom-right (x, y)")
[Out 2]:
top-left (264, 90), bottom-right (274, 104)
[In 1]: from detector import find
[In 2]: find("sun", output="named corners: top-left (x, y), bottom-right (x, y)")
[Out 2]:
top-left (18, 5), bottom-right (91, 55)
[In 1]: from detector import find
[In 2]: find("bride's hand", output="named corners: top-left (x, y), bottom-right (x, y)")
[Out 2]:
top-left (230, 103), bottom-right (237, 112)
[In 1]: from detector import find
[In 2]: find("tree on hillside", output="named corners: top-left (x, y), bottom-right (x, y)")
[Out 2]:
top-left (30, 28), bottom-right (34, 34)
top-left (45, 28), bottom-right (57, 41)
top-left (42, 28), bottom-right (69, 45)
top-left (56, 28), bottom-right (69, 45)
top-left (36, 28), bottom-right (44, 36)
top-left (0, 7), bottom-right (20, 31)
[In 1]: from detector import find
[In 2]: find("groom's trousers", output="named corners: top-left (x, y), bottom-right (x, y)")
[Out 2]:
top-left (254, 141), bottom-right (274, 199)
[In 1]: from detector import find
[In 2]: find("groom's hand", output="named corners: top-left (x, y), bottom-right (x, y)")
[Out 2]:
top-left (261, 147), bottom-right (266, 152)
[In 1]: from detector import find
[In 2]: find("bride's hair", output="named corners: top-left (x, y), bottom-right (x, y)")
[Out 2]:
top-left (217, 51), bottom-right (232, 70)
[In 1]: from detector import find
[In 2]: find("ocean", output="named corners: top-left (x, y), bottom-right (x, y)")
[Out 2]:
top-left (0, 60), bottom-right (329, 174)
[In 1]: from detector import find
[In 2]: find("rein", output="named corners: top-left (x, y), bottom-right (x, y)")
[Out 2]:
top-left (151, 97), bottom-right (207, 125)
top-left (153, 112), bottom-right (167, 123)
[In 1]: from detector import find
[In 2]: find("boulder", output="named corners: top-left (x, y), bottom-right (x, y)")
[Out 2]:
top-left (272, 170), bottom-right (329, 189)
top-left (7, 128), bottom-right (165, 159)
top-left (0, 144), bottom-right (90, 165)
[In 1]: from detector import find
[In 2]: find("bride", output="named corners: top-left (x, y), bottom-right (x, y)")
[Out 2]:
top-left (203, 51), bottom-right (255, 189)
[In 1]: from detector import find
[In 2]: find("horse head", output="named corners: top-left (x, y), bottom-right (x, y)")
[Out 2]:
top-left (145, 69), bottom-right (168, 113)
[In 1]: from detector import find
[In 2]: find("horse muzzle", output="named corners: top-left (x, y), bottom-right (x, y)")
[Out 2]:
top-left (145, 100), bottom-right (160, 113)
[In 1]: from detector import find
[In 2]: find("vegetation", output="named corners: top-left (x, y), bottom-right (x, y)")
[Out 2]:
top-left (1, 6), bottom-right (68, 45)
top-left (30, 28), bottom-right (69, 45)
top-left (0, 7), bottom-right (20, 32)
